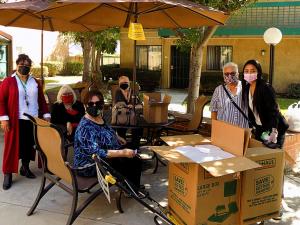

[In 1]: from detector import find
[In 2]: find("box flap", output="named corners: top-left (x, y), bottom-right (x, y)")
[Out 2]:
top-left (150, 146), bottom-right (194, 163)
top-left (199, 156), bottom-right (261, 177)
top-left (211, 120), bottom-right (245, 156)
top-left (161, 134), bottom-right (210, 146)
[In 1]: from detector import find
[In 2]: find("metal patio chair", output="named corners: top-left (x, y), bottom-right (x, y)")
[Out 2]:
top-left (24, 114), bottom-right (103, 225)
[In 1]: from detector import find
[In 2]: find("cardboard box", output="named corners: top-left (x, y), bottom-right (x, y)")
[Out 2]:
top-left (241, 140), bottom-right (285, 224)
top-left (143, 94), bottom-right (171, 123)
top-left (151, 120), bottom-right (261, 225)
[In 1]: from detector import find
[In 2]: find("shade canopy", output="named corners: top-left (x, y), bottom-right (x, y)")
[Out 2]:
top-left (39, 0), bottom-right (229, 29)
top-left (0, 0), bottom-right (104, 32)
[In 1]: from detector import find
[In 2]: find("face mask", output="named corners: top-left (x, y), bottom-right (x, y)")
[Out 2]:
top-left (244, 73), bottom-right (258, 83)
top-left (61, 95), bottom-right (74, 104)
top-left (86, 105), bottom-right (102, 117)
top-left (18, 66), bottom-right (31, 76)
top-left (224, 74), bottom-right (239, 85)
top-left (120, 83), bottom-right (129, 90)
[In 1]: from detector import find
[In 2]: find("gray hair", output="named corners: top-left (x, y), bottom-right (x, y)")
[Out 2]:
top-left (222, 62), bottom-right (239, 74)
top-left (56, 84), bottom-right (77, 104)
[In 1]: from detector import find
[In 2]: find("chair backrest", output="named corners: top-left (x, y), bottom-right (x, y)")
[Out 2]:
top-left (163, 94), bottom-right (172, 104)
top-left (187, 95), bottom-right (209, 130)
top-left (34, 117), bottom-right (72, 184)
top-left (143, 92), bottom-right (161, 102)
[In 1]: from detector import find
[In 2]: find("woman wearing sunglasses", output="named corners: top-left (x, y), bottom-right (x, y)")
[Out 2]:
top-left (73, 90), bottom-right (142, 187)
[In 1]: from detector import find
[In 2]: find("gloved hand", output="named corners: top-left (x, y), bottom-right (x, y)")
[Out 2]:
top-left (268, 128), bottom-right (278, 143)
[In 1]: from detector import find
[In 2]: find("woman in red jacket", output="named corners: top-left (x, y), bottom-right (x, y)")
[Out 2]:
top-left (0, 54), bottom-right (50, 190)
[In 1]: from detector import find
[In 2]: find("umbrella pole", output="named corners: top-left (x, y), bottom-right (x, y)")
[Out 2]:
top-left (41, 16), bottom-right (44, 89)
top-left (133, 39), bottom-right (137, 105)
top-left (133, 5), bottom-right (138, 106)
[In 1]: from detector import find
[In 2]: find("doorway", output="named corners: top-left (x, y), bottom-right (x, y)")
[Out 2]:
top-left (170, 46), bottom-right (190, 89)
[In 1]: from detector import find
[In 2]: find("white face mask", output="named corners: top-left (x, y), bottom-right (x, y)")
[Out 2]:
top-left (244, 73), bottom-right (258, 83)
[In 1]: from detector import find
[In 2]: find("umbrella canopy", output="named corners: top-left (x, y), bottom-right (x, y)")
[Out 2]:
top-left (0, 0), bottom-right (104, 86)
top-left (38, 0), bottom-right (229, 100)
top-left (40, 0), bottom-right (228, 28)
top-left (0, 0), bottom-right (103, 32)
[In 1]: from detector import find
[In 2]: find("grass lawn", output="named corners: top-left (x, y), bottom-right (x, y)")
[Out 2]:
top-left (44, 79), bottom-right (59, 84)
top-left (277, 97), bottom-right (299, 115)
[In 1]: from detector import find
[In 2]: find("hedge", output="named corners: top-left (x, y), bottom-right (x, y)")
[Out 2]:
top-left (199, 72), bottom-right (269, 94)
top-left (60, 61), bottom-right (83, 76)
top-left (43, 61), bottom-right (63, 76)
top-left (31, 66), bottom-right (49, 78)
top-left (287, 83), bottom-right (300, 98)
top-left (100, 65), bottom-right (161, 91)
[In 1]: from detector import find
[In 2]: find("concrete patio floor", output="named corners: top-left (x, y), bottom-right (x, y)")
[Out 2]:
top-left (0, 77), bottom-right (299, 225)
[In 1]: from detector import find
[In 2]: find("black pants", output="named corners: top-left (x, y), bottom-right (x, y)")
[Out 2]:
top-left (19, 119), bottom-right (34, 165)
top-left (117, 128), bottom-right (143, 150)
top-left (77, 156), bottom-right (142, 187)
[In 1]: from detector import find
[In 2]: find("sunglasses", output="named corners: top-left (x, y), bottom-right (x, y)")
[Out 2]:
top-left (87, 101), bottom-right (104, 108)
top-left (224, 72), bottom-right (237, 76)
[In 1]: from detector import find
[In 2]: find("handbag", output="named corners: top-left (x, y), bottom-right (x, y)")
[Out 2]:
top-left (111, 102), bottom-right (136, 126)
top-left (222, 84), bottom-right (255, 128)
top-left (286, 101), bottom-right (300, 132)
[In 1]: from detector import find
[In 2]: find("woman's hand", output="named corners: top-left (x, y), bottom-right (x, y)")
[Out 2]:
top-left (66, 122), bottom-right (73, 135)
top-left (122, 148), bottom-right (136, 158)
top-left (118, 136), bottom-right (127, 145)
top-left (0, 120), bottom-right (10, 133)
top-left (268, 128), bottom-right (278, 143)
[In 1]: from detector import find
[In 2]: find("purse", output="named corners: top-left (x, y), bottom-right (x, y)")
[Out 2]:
top-left (222, 84), bottom-right (255, 128)
top-left (111, 102), bottom-right (136, 126)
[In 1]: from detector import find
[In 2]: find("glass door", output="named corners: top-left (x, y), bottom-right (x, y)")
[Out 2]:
top-left (0, 45), bottom-right (8, 78)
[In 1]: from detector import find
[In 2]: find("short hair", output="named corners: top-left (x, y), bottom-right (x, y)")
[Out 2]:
top-left (56, 85), bottom-right (77, 104)
top-left (83, 90), bottom-right (104, 105)
top-left (16, 54), bottom-right (32, 66)
top-left (222, 62), bottom-right (238, 74)
top-left (118, 75), bottom-right (129, 84)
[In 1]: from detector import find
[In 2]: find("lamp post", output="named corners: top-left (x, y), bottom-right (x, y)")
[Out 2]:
top-left (263, 27), bottom-right (282, 86)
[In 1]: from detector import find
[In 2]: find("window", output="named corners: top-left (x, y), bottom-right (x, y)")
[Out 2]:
top-left (136, 46), bottom-right (162, 71)
top-left (206, 46), bottom-right (233, 70)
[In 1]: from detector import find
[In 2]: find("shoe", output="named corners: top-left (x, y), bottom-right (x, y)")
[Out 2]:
top-left (3, 173), bottom-right (12, 190)
top-left (20, 165), bottom-right (36, 179)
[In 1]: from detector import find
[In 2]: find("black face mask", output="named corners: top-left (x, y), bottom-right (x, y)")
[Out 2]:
top-left (120, 83), bottom-right (129, 90)
top-left (86, 105), bottom-right (103, 117)
top-left (18, 66), bottom-right (31, 76)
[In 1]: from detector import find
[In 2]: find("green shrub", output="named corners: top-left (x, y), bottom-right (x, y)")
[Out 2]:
top-left (31, 66), bottom-right (49, 78)
top-left (199, 72), bottom-right (269, 94)
top-left (104, 67), bottom-right (161, 91)
top-left (43, 61), bottom-right (63, 77)
top-left (287, 83), bottom-right (300, 98)
top-left (61, 62), bottom-right (83, 76)
top-left (100, 64), bottom-right (120, 80)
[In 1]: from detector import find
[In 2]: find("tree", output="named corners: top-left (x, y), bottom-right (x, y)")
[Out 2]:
top-left (177, 0), bottom-right (255, 113)
top-left (62, 28), bottom-right (119, 84)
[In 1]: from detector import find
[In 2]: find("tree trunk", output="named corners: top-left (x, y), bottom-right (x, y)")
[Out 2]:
top-left (96, 50), bottom-right (103, 82)
top-left (186, 26), bottom-right (218, 113)
top-left (82, 39), bottom-right (92, 82)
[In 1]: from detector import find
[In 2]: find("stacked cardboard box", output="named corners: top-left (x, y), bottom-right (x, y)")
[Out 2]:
top-left (143, 94), bottom-right (171, 123)
top-left (150, 120), bottom-right (284, 225)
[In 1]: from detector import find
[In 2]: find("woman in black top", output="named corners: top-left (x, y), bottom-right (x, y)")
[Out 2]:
top-left (242, 59), bottom-right (287, 148)
top-left (51, 85), bottom-right (85, 141)
top-left (114, 75), bottom-right (142, 149)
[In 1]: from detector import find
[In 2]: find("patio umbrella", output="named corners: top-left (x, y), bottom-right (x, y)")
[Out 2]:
top-left (39, 0), bottom-right (229, 102)
top-left (0, 0), bottom-right (103, 86)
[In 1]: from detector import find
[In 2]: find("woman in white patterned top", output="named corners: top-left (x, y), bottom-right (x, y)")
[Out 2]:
top-left (210, 62), bottom-right (249, 128)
